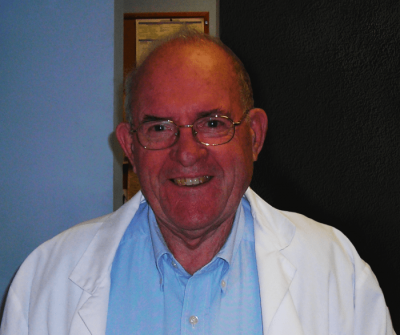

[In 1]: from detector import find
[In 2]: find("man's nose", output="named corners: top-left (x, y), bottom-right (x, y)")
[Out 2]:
top-left (169, 127), bottom-right (207, 166)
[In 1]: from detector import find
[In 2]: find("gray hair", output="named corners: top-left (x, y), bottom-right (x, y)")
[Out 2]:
top-left (124, 27), bottom-right (254, 125)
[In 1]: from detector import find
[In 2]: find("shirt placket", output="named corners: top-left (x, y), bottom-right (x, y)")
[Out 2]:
top-left (180, 273), bottom-right (211, 335)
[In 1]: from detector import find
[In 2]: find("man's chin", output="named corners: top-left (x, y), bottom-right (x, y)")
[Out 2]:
top-left (161, 202), bottom-right (226, 232)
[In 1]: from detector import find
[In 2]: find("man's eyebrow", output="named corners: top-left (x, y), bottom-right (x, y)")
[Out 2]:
top-left (141, 115), bottom-right (171, 122)
top-left (140, 109), bottom-right (230, 123)
top-left (197, 109), bottom-right (230, 118)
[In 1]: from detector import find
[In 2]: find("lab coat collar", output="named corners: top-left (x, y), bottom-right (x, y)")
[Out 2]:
top-left (245, 189), bottom-right (304, 335)
top-left (69, 191), bottom-right (145, 293)
top-left (69, 191), bottom-right (145, 334)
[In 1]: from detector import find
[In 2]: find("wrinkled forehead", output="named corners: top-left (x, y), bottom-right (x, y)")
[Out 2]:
top-left (130, 41), bottom-right (241, 120)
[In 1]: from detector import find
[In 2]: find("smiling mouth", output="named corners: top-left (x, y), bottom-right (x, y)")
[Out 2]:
top-left (172, 176), bottom-right (211, 186)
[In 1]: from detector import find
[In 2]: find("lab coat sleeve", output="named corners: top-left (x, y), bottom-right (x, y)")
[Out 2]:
top-left (0, 241), bottom-right (44, 335)
top-left (354, 263), bottom-right (396, 335)
top-left (0, 282), bottom-right (29, 334)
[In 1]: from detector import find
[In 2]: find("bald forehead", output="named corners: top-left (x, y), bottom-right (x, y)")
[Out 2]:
top-left (130, 40), bottom-right (241, 118)
top-left (140, 40), bottom-right (236, 81)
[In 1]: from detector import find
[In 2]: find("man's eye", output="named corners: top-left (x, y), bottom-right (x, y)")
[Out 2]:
top-left (207, 120), bottom-right (221, 128)
top-left (153, 124), bottom-right (166, 132)
top-left (145, 122), bottom-right (173, 133)
top-left (196, 117), bottom-right (230, 132)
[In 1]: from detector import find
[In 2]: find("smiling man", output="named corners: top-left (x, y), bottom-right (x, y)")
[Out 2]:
top-left (116, 36), bottom-right (266, 277)
top-left (0, 30), bottom-right (395, 335)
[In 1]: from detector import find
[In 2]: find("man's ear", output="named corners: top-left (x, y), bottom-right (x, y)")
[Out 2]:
top-left (248, 108), bottom-right (268, 162)
top-left (116, 122), bottom-right (137, 173)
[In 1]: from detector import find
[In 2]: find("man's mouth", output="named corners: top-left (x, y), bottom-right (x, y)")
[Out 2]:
top-left (172, 176), bottom-right (211, 186)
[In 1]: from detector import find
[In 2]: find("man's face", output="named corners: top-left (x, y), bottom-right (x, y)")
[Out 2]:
top-left (119, 42), bottom-right (266, 238)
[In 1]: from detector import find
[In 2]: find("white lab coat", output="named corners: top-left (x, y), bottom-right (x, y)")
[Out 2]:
top-left (0, 189), bottom-right (395, 335)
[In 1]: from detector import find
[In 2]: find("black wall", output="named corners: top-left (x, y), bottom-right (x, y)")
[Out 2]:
top-left (220, 0), bottom-right (399, 328)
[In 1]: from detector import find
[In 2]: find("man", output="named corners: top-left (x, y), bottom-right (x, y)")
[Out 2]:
top-left (0, 30), bottom-right (395, 334)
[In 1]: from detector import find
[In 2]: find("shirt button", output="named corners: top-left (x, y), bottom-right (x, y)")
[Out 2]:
top-left (189, 315), bottom-right (199, 327)
top-left (221, 280), bottom-right (226, 288)
top-left (172, 261), bottom-right (177, 267)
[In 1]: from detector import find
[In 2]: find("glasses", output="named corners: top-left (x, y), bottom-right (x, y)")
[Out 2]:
top-left (130, 111), bottom-right (249, 150)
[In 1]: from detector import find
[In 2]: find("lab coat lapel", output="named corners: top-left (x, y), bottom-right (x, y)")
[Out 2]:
top-left (75, 285), bottom-right (110, 335)
top-left (246, 189), bottom-right (304, 335)
top-left (69, 289), bottom-right (109, 335)
top-left (256, 250), bottom-right (303, 335)
top-left (68, 192), bottom-right (144, 335)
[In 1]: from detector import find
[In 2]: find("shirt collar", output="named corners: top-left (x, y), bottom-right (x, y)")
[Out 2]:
top-left (215, 199), bottom-right (246, 266)
top-left (147, 206), bottom-right (170, 267)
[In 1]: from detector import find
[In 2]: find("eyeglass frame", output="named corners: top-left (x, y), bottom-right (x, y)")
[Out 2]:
top-left (129, 110), bottom-right (250, 150)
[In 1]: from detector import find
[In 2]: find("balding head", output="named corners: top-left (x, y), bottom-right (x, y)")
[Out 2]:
top-left (125, 29), bottom-right (254, 125)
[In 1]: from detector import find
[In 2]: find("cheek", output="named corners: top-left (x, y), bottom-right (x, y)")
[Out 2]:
top-left (133, 150), bottom-right (171, 199)
top-left (227, 132), bottom-right (254, 178)
top-left (133, 151), bottom-right (156, 187)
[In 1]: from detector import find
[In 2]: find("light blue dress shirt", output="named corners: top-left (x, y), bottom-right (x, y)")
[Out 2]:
top-left (106, 197), bottom-right (263, 334)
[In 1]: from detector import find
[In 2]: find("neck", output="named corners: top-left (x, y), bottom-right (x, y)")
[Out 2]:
top-left (157, 217), bottom-right (235, 275)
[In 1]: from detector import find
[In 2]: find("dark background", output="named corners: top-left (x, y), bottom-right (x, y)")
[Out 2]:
top-left (220, 0), bottom-right (399, 329)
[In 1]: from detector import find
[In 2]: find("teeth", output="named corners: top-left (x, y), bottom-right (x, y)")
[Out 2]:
top-left (173, 176), bottom-right (210, 186)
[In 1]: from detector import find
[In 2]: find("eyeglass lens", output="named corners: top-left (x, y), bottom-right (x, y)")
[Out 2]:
top-left (137, 116), bottom-right (235, 149)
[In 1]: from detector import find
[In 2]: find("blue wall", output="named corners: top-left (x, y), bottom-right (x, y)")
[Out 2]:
top-left (0, 0), bottom-right (114, 299)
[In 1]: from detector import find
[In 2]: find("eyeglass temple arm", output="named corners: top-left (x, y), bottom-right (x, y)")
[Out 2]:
top-left (233, 110), bottom-right (250, 125)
